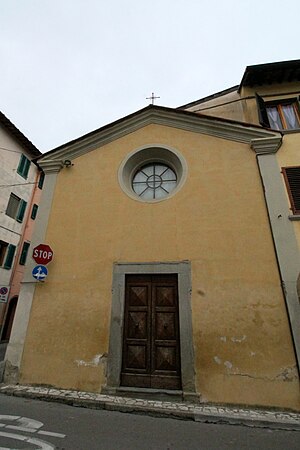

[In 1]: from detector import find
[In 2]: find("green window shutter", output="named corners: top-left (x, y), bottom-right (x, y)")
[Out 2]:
top-left (255, 93), bottom-right (270, 128)
top-left (38, 172), bottom-right (45, 189)
top-left (23, 157), bottom-right (31, 178)
top-left (31, 204), bottom-right (38, 220)
top-left (17, 154), bottom-right (25, 176)
top-left (3, 244), bottom-right (16, 269)
top-left (17, 154), bottom-right (31, 179)
top-left (16, 199), bottom-right (27, 223)
top-left (19, 242), bottom-right (30, 265)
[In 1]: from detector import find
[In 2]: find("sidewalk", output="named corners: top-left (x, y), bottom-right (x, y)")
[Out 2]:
top-left (1, 383), bottom-right (300, 431)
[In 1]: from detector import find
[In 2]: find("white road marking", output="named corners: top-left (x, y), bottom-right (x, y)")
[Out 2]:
top-left (0, 416), bottom-right (20, 421)
top-left (13, 416), bottom-right (43, 430)
top-left (38, 430), bottom-right (66, 438)
top-left (0, 415), bottom-right (66, 449)
top-left (6, 425), bottom-right (36, 433)
top-left (0, 431), bottom-right (55, 449)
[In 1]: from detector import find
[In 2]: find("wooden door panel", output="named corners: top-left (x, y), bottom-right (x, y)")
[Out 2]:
top-left (152, 275), bottom-right (181, 389)
top-left (121, 276), bottom-right (151, 387)
top-left (155, 285), bottom-right (176, 306)
top-left (128, 285), bottom-right (148, 306)
top-left (155, 345), bottom-right (178, 371)
top-left (128, 311), bottom-right (147, 339)
top-left (155, 312), bottom-right (177, 340)
top-left (121, 274), bottom-right (181, 390)
top-left (125, 344), bottom-right (147, 369)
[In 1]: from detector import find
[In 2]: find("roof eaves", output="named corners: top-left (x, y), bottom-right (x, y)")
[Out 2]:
top-left (0, 111), bottom-right (41, 157)
top-left (238, 59), bottom-right (300, 92)
top-left (177, 85), bottom-right (239, 109)
top-left (38, 104), bottom-right (281, 166)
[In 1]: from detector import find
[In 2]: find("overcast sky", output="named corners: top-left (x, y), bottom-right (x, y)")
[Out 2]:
top-left (0, 0), bottom-right (299, 152)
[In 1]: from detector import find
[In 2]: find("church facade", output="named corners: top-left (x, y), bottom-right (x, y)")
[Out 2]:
top-left (5, 60), bottom-right (300, 410)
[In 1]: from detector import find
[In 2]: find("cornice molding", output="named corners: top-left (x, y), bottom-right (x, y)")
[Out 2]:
top-left (38, 107), bottom-right (282, 164)
top-left (250, 136), bottom-right (282, 154)
top-left (40, 160), bottom-right (64, 173)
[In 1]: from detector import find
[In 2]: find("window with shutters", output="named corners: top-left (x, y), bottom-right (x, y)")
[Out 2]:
top-left (6, 193), bottom-right (27, 222)
top-left (31, 204), bottom-right (38, 220)
top-left (3, 244), bottom-right (16, 270)
top-left (0, 241), bottom-right (9, 266)
top-left (19, 242), bottom-right (30, 265)
top-left (17, 154), bottom-right (31, 179)
top-left (38, 171), bottom-right (45, 189)
top-left (256, 94), bottom-right (300, 130)
top-left (282, 166), bottom-right (300, 214)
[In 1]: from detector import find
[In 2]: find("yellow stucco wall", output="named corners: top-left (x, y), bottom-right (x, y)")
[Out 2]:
top-left (20, 124), bottom-right (299, 409)
top-left (276, 133), bottom-right (300, 249)
top-left (184, 90), bottom-right (246, 123)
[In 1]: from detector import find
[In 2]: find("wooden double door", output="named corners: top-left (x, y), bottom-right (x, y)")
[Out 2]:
top-left (121, 274), bottom-right (181, 390)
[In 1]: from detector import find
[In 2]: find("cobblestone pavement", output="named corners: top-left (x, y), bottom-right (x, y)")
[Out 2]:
top-left (1, 383), bottom-right (300, 431)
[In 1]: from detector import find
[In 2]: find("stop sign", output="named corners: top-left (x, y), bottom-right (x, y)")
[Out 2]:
top-left (32, 244), bottom-right (54, 265)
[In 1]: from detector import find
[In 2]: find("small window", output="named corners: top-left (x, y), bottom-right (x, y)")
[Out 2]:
top-left (3, 244), bottom-right (16, 270)
top-left (6, 193), bottom-right (27, 222)
top-left (31, 204), bottom-right (38, 220)
top-left (17, 154), bottom-right (31, 179)
top-left (38, 171), bottom-right (45, 189)
top-left (19, 242), bottom-right (30, 265)
top-left (266, 103), bottom-right (300, 130)
top-left (6, 193), bottom-right (21, 219)
top-left (282, 166), bottom-right (300, 214)
top-left (0, 241), bottom-right (9, 266)
top-left (256, 93), bottom-right (300, 130)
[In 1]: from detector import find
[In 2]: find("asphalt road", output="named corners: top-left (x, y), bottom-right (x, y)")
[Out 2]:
top-left (0, 393), bottom-right (299, 450)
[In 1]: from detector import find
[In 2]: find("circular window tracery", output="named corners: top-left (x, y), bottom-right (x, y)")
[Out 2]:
top-left (118, 146), bottom-right (187, 203)
top-left (132, 163), bottom-right (177, 200)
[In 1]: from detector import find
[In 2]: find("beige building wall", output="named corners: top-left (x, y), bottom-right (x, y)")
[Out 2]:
top-left (19, 124), bottom-right (299, 410)
top-left (0, 124), bottom-right (40, 330)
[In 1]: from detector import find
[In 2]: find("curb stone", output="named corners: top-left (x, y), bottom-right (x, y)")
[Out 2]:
top-left (0, 384), bottom-right (300, 431)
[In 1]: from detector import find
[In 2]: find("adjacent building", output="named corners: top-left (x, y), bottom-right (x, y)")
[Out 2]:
top-left (5, 60), bottom-right (300, 411)
top-left (0, 111), bottom-right (41, 347)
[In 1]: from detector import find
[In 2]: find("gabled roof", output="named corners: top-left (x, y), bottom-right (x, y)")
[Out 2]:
top-left (38, 105), bottom-right (281, 168)
top-left (238, 59), bottom-right (300, 92)
top-left (0, 110), bottom-right (41, 157)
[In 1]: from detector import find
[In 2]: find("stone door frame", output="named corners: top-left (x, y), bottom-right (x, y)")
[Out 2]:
top-left (104, 261), bottom-right (197, 399)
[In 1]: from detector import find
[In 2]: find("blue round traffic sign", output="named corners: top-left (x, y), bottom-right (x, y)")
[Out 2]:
top-left (32, 265), bottom-right (48, 281)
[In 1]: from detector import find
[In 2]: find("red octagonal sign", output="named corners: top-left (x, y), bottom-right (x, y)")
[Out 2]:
top-left (32, 244), bottom-right (54, 265)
